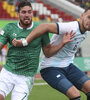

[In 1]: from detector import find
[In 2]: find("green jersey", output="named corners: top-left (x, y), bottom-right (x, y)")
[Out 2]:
top-left (0, 22), bottom-right (50, 76)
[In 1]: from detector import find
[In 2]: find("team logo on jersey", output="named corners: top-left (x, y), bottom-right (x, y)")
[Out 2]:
top-left (13, 33), bottom-right (17, 37)
top-left (0, 28), bottom-right (4, 35)
top-left (56, 74), bottom-right (61, 78)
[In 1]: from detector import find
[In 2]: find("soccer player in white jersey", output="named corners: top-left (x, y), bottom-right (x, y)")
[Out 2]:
top-left (12, 7), bottom-right (90, 100)
top-left (0, 0), bottom-right (75, 100)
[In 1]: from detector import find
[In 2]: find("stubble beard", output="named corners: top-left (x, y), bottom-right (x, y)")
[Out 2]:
top-left (20, 19), bottom-right (32, 27)
top-left (82, 20), bottom-right (87, 32)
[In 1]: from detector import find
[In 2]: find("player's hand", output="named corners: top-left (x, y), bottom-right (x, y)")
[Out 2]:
top-left (62, 30), bottom-right (76, 45)
top-left (12, 38), bottom-right (23, 47)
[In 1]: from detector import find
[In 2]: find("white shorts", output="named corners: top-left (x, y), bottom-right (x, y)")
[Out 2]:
top-left (1, 48), bottom-right (7, 56)
top-left (0, 68), bottom-right (34, 100)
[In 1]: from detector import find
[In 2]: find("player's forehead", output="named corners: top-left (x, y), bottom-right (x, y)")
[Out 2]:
top-left (85, 9), bottom-right (90, 13)
top-left (84, 10), bottom-right (90, 17)
top-left (20, 6), bottom-right (32, 12)
top-left (84, 7), bottom-right (90, 13)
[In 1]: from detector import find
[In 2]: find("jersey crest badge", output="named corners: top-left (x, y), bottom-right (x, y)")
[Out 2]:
top-left (13, 33), bottom-right (17, 37)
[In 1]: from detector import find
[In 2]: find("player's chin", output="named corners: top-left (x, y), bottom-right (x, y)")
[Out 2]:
top-left (24, 22), bottom-right (31, 26)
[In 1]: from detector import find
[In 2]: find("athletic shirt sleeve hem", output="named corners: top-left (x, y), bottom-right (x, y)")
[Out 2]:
top-left (56, 23), bottom-right (59, 35)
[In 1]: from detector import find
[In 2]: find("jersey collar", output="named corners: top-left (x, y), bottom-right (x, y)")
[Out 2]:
top-left (17, 22), bottom-right (34, 30)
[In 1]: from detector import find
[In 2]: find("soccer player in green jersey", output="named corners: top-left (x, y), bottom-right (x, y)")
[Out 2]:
top-left (0, 0), bottom-right (75, 100)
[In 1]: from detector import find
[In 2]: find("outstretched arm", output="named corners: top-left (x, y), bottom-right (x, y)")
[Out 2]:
top-left (42, 31), bottom-right (75, 58)
top-left (26, 23), bottom-right (58, 44)
top-left (12, 23), bottom-right (58, 47)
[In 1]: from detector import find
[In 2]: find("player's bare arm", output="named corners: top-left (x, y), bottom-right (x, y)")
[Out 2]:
top-left (12, 23), bottom-right (57, 47)
top-left (42, 31), bottom-right (75, 58)
top-left (12, 30), bottom-right (75, 48)
top-left (26, 23), bottom-right (58, 44)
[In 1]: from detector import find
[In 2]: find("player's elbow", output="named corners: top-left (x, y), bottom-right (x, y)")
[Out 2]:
top-left (44, 52), bottom-right (52, 58)
top-left (40, 23), bottom-right (57, 34)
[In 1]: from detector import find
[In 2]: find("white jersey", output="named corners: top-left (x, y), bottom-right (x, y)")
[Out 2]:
top-left (40, 21), bottom-right (88, 70)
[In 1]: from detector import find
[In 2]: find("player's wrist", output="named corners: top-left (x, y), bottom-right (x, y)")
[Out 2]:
top-left (22, 38), bottom-right (28, 46)
top-left (61, 41), bottom-right (65, 46)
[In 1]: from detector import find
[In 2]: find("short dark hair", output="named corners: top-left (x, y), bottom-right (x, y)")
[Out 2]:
top-left (84, 7), bottom-right (90, 13)
top-left (18, 0), bottom-right (32, 12)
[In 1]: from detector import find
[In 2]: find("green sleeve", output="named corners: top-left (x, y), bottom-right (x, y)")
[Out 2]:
top-left (0, 24), bottom-right (9, 45)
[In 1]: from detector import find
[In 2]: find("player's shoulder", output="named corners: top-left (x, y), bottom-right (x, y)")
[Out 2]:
top-left (68, 21), bottom-right (78, 26)
top-left (68, 21), bottom-right (79, 29)
top-left (57, 21), bottom-right (79, 34)
top-left (63, 21), bottom-right (78, 30)
top-left (5, 22), bottom-right (17, 28)
top-left (58, 21), bottom-right (77, 25)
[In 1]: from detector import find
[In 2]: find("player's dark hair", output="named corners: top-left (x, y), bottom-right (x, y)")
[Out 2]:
top-left (84, 7), bottom-right (90, 13)
top-left (18, 0), bottom-right (32, 12)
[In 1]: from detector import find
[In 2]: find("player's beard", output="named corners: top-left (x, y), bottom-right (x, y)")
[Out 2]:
top-left (20, 19), bottom-right (32, 27)
top-left (82, 19), bottom-right (90, 31)
top-left (82, 20), bottom-right (87, 32)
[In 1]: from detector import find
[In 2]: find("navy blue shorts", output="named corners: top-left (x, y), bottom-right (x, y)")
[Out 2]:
top-left (40, 63), bottom-right (90, 94)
